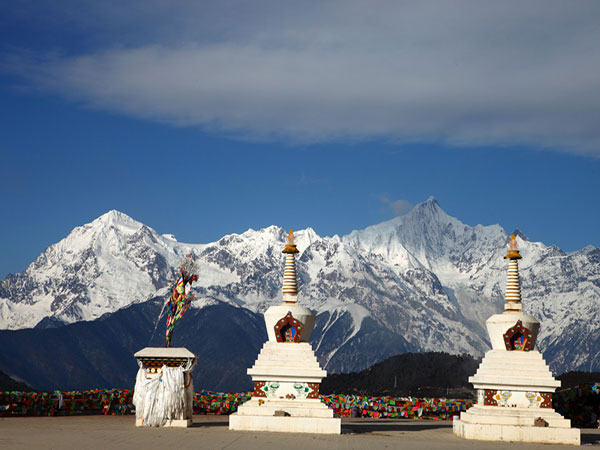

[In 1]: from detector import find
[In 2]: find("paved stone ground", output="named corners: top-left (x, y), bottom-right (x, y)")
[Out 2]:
top-left (0, 415), bottom-right (598, 450)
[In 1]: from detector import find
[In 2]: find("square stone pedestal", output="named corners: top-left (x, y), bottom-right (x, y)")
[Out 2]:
top-left (133, 347), bottom-right (197, 428)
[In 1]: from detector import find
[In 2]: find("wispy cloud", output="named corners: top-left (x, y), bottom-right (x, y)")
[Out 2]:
top-left (390, 199), bottom-right (411, 216)
top-left (379, 195), bottom-right (412, 216)
top-left (4, 1), bottom-right (600, 156)
top-left (298, 173), bottom-right (327, 186)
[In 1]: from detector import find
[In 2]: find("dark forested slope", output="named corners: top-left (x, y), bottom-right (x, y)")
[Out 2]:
top-left (321, 352), bottom-right (479, 398)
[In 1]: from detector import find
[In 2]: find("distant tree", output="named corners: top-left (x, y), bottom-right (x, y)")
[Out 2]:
top-left (321, 352), bottom-right (479, 398)
top-left (557, 371), bottom-right (600, 389)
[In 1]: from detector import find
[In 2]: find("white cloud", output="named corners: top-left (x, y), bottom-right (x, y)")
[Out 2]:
top-left (379, 195), bottom-right (412, 216)
top-left (4, 0), bottom-right (600, 156)
top-left (390, 200), bottom-right (411, 216)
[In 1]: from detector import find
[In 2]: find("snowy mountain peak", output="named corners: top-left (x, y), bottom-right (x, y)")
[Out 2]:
top-left (512, 229), bottom-right (530, 242)
top-left (101, 209), bottom-right (126, 218)
top-left (91, 210), bottom-right (143, 231)
top-left (0, 210), bottom-right (185, 328)
top-left (345, 197), bottom-right (452, 243)
top-left (342, 198), bottom-right (507, 278)
top-left (401, 196), bottom-right (450, 226)
top-left (294, 227), bottom-right (321, 249)
top-left (422, 195), bottom-right (442, 211)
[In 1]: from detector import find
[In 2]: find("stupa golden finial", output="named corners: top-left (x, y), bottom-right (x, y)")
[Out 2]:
top-left (504, 234), bottom-right (522, 260)
top-left (283, 229), bottom-right (299, 254)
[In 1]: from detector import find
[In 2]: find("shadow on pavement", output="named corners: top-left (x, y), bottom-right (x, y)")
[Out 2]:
top-left (191, 419), bottom-right (229, 428)
top-left (581, 430), bottom-right (600, 446)
top-left (342, 419), bottom-right (450, 434)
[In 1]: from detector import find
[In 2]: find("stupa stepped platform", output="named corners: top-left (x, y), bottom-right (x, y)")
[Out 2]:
top-left (470, 350), bottom-right (560, 390)
top-left (458, 405), bottom-right (573, 427)
top-left (248, 368), bottom-right (327, 379)
top-left (248, 342), bottom-right (326, 378)
top-left (229, 412), bottom-right (340, 434)
top-left (252, 342), bottom-right (321, 360)
top-left (248, 368), bottom-right (326, 379)
top-left (455, 406), bottom-right (580, 445)
top-left (233, 399), bottom-right (335, 418)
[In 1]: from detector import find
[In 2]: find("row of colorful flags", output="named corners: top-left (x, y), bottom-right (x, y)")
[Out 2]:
top-left (2, 384), bottom-right (597, 423)
top-left (0, 389), bottom-right (471, 419)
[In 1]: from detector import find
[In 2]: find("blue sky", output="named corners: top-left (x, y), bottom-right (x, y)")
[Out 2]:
top-left (1, 1), bottom-right (599, 278)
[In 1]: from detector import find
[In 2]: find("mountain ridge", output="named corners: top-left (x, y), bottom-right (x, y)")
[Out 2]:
top-left (1, 197), bottom-right (598, 377)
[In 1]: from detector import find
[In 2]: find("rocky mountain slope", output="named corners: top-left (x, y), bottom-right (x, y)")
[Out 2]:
top-left (1, 198), bottom-right (598, 381)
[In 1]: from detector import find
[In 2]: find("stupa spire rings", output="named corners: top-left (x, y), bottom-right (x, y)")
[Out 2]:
top-left (282, 229), bottom-right (299, 304)
top-left (504, 234), bottom-right (522, 312)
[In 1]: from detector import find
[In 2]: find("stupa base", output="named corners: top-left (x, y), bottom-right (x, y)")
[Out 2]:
top-left (229, 414), bottom-right (341, 434)
top-left (453, 405), bottom-right (580, 445)
top-left (229, 398), bottom-right (341, 434)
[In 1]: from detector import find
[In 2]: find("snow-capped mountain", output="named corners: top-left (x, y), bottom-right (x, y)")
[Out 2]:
top-left (0, 211), bottom-right (188, 328)
top-left (1, 198), bottom-right (598, 376)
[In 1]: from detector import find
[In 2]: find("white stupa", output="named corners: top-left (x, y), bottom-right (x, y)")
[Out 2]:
top-left (229, 230), bottom-right (341, 434)
top-left (453, 234), bottom-right (580, 445)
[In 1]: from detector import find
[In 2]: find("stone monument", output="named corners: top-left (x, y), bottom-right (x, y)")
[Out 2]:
top-left (229, 230), bottom-right (341, 434)
top-left (132, 254), bottom-right (199, 427)
top-left (453, 234), bottom-right (580, 445)
top-left (133, 347), bottom-right (197, 427)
